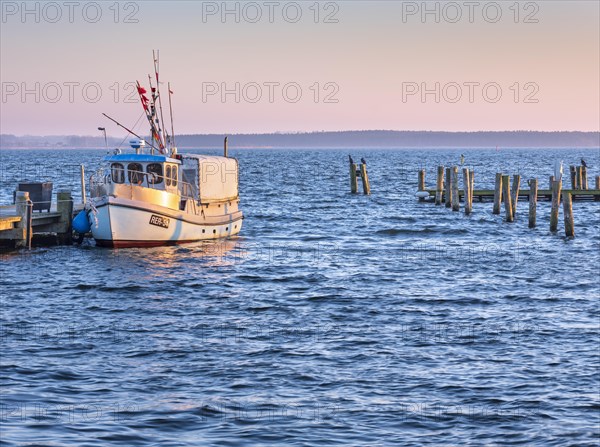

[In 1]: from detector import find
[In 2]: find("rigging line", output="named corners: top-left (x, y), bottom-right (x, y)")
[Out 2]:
top-left (116, 112), bottom-right (145, 149)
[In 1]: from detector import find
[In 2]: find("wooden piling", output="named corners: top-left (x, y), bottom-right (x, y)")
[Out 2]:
top-left (581, 166), bottom-right (588, 190)
top-left (418, 169), bottom-right (425, 191)
top-left (563, 192), bottom-right (574, 237)
top-left (25, 201), bottom-right (32, 249)
top-left (418, 169), bottom-right (425, 201)
top-left (511, 174), bottom-right (521, 217)
top-left (435, 166), bottom-right (444, 205)
top-left (528, 178), bottom-right (538, 228)
top-left (469, 169), bottom-right (474, 204)
top-left (596, 176), bottom-right (600, 201)
top-left (360, 163), bottom-right (371, 195)
top-left (57, 190), bottom-right (73, 245)
top-left (224, 136), bottom-right (228, 158)
top-left (576, 167), bottom-right (582, 190)
top-left (569, 165), bottom-right (577, 190)
top-left (445, 167), bottom-right (452, 208)
top-left (80, 164), bottom-right (87, 204)
top-left (502, 175), bottom-right (513, 222)
top-left (549, 175), bottom-right (555, 190)
top-left (462, 168), bottom-right (472, 215)
top-left (451, 166), bottom-right (460, 212)
top-left (549, 179), bottom-right (562, 232)
top-left (493, 173), bottom-right (503, 214)
top-left (350, 163), bottom-right (358, 194)
top-left (14, 191), bottom-right (29, 249)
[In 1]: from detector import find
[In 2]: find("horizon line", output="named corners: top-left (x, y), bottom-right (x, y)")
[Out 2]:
top-left (3, 129), bottom-right (600, 138)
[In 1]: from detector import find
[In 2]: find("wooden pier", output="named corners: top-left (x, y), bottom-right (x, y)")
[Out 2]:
top-left (422, 188), bottom-right (600, 202)
top-left (417, 167), bottom-right (599, 238)
top-left (0, 190), bottom-right (79, 249)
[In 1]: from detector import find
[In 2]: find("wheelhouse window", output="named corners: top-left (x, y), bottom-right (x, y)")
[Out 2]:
top-left (165, 165), bottom-right (172, 186)
top-left (147, 163), bottom-right (163, 185)
top-left (165, 164), bottom-right (178, 187)
top-left (171, 165), bottom-right (178, 187)
top-left (128, 163), bottom-right (144, 184)
top-left (111, 163), bottom-right (125, 183)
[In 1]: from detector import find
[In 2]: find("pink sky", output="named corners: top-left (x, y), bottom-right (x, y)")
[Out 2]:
top-left (1, 1), bottom-right (598, 136)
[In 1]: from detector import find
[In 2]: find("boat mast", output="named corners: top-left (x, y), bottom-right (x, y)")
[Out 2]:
top-left (153, 50), bottom-right (169, 150)
top-left (147, 75), bottom-right (164, 150)
top-left (168, 82), bottom-right (176, 149)
top-left (135, 80), bottom-right (164, 153)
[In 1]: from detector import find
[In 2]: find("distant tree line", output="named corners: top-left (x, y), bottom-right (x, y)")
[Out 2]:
top-left (2, 130), bottom-right (598, 149)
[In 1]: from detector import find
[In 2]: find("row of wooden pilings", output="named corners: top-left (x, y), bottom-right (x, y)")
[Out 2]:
top-left (418, 167), bottom-right (587, 238)
top-left (349, 161), bottom-right (371, 195)
top-left (569, 164), bottom-right (589, 190)
top-left (418, 166), bottom-right (474, 214)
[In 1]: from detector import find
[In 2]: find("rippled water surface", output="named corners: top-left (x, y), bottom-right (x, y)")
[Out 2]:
top-left (1, 148), bottom-right (599, 446)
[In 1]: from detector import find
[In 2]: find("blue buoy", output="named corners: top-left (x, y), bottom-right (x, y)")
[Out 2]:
top-left (73, 210), bottom-right (91, 234)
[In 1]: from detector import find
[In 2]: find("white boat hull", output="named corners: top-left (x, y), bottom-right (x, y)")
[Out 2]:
top-left (89, 197), bottom-right (243, 248)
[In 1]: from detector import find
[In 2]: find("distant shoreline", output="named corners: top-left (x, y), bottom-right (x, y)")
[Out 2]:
top-left (2, 131), bottom-right (599, 149)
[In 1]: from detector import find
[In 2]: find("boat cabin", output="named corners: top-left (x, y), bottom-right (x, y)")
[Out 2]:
top-left (105, 154), bottom-right (181, 193)
top-left (101, 153), bottom-right (239, 207)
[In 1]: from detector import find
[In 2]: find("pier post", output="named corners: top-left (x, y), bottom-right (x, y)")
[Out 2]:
top-left (549, 179), bottom-right (562, 232)
top-left (14, 191), bottom-right (29, 249)
top-left (469, 169), bottom-right (474, 203)
top-left (549, 175), bottom-right (555, 191)
top-left (569, 165), bottom-right (577, 190)
top-left (80, 164), bottom-right (87, 204)
top-left (502, 175), bottom-right (513, 222)
top-left (576, 167), bottom-right (582, 190)
top-left (224, 136), bottom-right (228, 158)
top-left (596, 176), bottom-right (600, 201)
top-left (462, 168), bottom-right (472, 215)
top-left (581, 166), bottom-right (588, 190)
top-left (360, 163), bottom-right (371, 195)
top-left (493, 173), bottom-right (503, 214)
top-left (445, 167), bottom-right (452, 208)
top-left (511, 174), bottom-right (521, 217)
top-left (418, 169), bottom-right (425, 201)
top-left (349, 163), bottom-right (358, 194)
top-left (528, 178), bottom-right (538, 228)
top-left (57, 190), bottom-right (73, 245)
top-left (451, 166), bottom-right (460, 212)
top-left (435, 165), bottom-right (444, 205)
top-left (563, 192), bottom-right (574, 237)
top-left (25, 201), bottom-right (32, 249)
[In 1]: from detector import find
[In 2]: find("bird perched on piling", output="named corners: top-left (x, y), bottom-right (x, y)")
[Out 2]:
top-left (581, 158), bottom-right (588, 168)
top-left (348, 155), bottom-right (354, 165)
top-left (554, 160), bottom-right (564, 181)
top-left (361, 157), bottom-right (367, 165)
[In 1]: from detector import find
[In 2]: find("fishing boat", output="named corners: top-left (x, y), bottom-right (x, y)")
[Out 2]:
top-left (73, 52), bottom-right (243, 248)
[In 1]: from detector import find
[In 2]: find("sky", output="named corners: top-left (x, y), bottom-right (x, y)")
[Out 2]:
top-left (1, 1), bottom-right (599, 136)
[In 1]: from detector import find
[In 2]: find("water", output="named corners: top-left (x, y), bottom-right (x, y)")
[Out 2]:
top-left (1, 148), bottom-right (599, 446)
